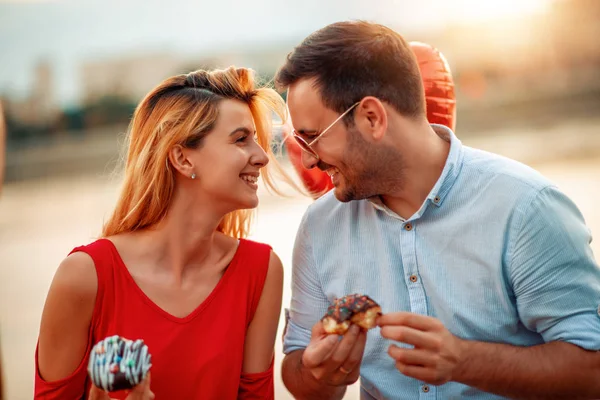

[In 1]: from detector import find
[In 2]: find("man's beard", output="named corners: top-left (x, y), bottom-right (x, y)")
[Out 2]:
top-left (330, 128), bottom-right (405, 202)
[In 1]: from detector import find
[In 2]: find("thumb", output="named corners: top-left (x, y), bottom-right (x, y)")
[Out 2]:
top-left (303, 334), bottom-right (339, 368)
top-left (88, 384), bottom-right (110, 400)
top-left (127, 373), bottom-right (154, 399)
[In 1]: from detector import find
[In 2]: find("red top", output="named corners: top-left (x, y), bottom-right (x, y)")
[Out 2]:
top-left (35, 238), bottom-right (274, 399)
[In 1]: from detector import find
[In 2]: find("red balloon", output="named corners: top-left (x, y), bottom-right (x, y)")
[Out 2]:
top-left (284, 41), bottom-right (456, 199)
top-left (410, 41), bottom-right (456, 131)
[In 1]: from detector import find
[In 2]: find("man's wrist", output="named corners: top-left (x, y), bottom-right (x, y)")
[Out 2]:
top-left (451, 336), bottom-right (471, 384)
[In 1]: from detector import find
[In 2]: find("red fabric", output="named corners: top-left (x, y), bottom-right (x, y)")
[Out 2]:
top-left (284, 41), bottom-right (457, 200)
top-left (238, 358), bottom-right (274, 400)
top-left (35, 238), bottom-right (273, 399)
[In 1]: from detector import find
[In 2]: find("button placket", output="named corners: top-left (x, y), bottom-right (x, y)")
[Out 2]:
top-left (400, 220), bottom-right (428, 321)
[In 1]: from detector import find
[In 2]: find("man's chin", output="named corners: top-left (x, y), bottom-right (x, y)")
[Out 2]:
top-left (332, 186), bottom-right (354, 203)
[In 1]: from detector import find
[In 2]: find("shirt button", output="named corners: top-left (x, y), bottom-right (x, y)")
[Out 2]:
top-left (409, 275), bottom-right (418, 283)
top-left (433, 196), bottom-right (440, 204)
top-left (404, 223), bottom-right (413, 231)
top-left (422, 384), bottom-right (430, 393)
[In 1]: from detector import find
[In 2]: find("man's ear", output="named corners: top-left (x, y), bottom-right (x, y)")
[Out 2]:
top-left (354, 96), bottom-right (388, 142)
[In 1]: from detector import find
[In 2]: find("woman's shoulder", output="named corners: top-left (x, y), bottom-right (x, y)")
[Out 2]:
top-left (55, 250), bottom-right (98, 296)
top-left (238, 237), bottom-right (273, 253)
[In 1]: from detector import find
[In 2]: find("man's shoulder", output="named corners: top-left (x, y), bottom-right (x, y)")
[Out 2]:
top-left (462, 146), bottom-right (554, 193)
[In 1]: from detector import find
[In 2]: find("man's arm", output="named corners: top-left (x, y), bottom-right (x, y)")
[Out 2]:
top-left (380, 313), bottom-right (600, 399)
top-left (282, 322), bottom-right (366, 400)
top-left (282, 349), bottom-right (346, 400)
top-left (456, 339), bottom-right (600, 399)
top-left (282, 210), bottom-right (367, 399)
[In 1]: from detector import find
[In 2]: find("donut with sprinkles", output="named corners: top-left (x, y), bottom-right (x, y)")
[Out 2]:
top-left (322, 294), bottom-right (382, 334)
top-left (87, 335), bottom-right (152, 392)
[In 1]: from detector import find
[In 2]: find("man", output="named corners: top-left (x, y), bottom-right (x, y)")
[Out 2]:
top-left (284, 41), bottom-right (456, 199)
top-left (276, 21), bottom-right (600, 399)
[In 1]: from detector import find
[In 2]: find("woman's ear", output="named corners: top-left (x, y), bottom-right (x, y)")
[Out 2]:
top-left (168, 144), bottom-right (195, 179)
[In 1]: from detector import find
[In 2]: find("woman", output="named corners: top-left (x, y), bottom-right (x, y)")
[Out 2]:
top-left (35, 67), bottom-right (287, 399)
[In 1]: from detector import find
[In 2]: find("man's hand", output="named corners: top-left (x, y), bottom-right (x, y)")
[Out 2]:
top-left (302, 321), bottom-right (367, 386)
top-left (378, 312), bottom-right (465, 385)
top-left (89, 373), bottom-right (155, 400)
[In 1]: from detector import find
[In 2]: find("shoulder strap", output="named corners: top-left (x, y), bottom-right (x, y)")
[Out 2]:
top-left (238, 239), bottom-right (272, 326)
top-left (68, 238), bottom-right (115, 330)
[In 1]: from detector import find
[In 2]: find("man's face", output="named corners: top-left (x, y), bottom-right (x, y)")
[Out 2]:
top-left (287, 78), bottom-right (396, 202)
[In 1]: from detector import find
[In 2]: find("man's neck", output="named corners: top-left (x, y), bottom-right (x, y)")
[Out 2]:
top-left (380, 125), bottom-right (451, 219)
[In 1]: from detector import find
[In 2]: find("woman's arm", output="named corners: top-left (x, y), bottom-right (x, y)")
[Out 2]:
top-left (0, 100), bottom-right (6, 196)
top-left (37, 252), bottom-right (97, 388)
top-left (241, 250), bottom-right (284, 373)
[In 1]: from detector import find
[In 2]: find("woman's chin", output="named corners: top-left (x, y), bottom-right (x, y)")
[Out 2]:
top-left (236, 195), bottom-right (259, 210)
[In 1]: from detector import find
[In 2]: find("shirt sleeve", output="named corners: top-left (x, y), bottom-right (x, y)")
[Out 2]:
top-left (282, 210), bottom-right (331, 354)
top-left (508, 185), bottom-right (600, 350)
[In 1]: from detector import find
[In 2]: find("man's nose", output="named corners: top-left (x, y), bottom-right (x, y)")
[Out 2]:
top-left (301, 150), bottom-right (319, 169)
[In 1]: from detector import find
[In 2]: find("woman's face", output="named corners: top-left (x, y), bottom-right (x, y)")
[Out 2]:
top-left (188, 99), bottom-right (269, 211)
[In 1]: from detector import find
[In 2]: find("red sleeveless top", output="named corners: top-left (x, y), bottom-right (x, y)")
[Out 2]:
top-left (35, 238), bottom-right (275, 399)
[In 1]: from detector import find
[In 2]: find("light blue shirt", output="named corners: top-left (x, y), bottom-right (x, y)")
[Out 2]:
top-left (283, 125), bottom-right (600, 399)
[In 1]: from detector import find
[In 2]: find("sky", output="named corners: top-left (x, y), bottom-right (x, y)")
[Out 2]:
top-left (0, 0), bottom-right (551, 107)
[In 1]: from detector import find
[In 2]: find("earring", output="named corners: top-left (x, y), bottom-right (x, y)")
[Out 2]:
top-left (191, 173), bottom-right (196, 180)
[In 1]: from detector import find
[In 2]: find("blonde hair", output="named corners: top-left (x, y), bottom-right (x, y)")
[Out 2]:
top-left (103, 67), bottom-right (289, 239)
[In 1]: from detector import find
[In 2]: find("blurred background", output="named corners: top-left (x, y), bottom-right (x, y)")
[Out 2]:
top-left (0, 0), bottom-right (599, 399)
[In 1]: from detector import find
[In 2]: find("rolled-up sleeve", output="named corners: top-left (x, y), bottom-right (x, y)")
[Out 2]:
top-left (283, 210), bottom-right (330, 354)
top-left (508, 185), bottom-right (600, 350)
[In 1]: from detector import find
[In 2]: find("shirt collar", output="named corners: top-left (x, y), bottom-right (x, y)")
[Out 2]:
top-left (367, 124), bottom-right (464, 218)
top-left (426, 124), bottom-right (464, 208)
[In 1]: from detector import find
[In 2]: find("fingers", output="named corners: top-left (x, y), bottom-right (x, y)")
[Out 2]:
top-left (394, 363), bottom-right (436, 382)
top-left (380, 326), bottom-right (441, 350)
top-left (378, 312), bottom-right (441, 331)
top-left (328, 325), bottom-right (361, 368)
top-left (131, 372), bottom-right (151, 392)
top-left (339, 329), bottom-right (367, 372)
top-left (304, 324), bottom-right (367, 385)
top-left (88, 385), bottom-right (110, 400)
top-left (303, 334), bottom-right (339, 368)
top-left (339, 330), bottom-right (367, 382)
top-left (311, 320), bottom-right (328, 337)
top-left (127, 373), bottom-right (155, 400)
top-left (388, 344), bottom-right (435, 367)
top-left (89, 374), bottom-right (154, 400)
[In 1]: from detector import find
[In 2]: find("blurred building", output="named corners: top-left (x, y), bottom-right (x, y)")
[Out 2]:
top-left (79, 45), bottom-right (290, 105)
top-left (3, 61), bottom-right (58, 125)
top-left (80, 53), bottom-right (187, 104)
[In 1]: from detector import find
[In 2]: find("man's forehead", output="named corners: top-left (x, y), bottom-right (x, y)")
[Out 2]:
top-left (287, 78), bottom-right (323, 111)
